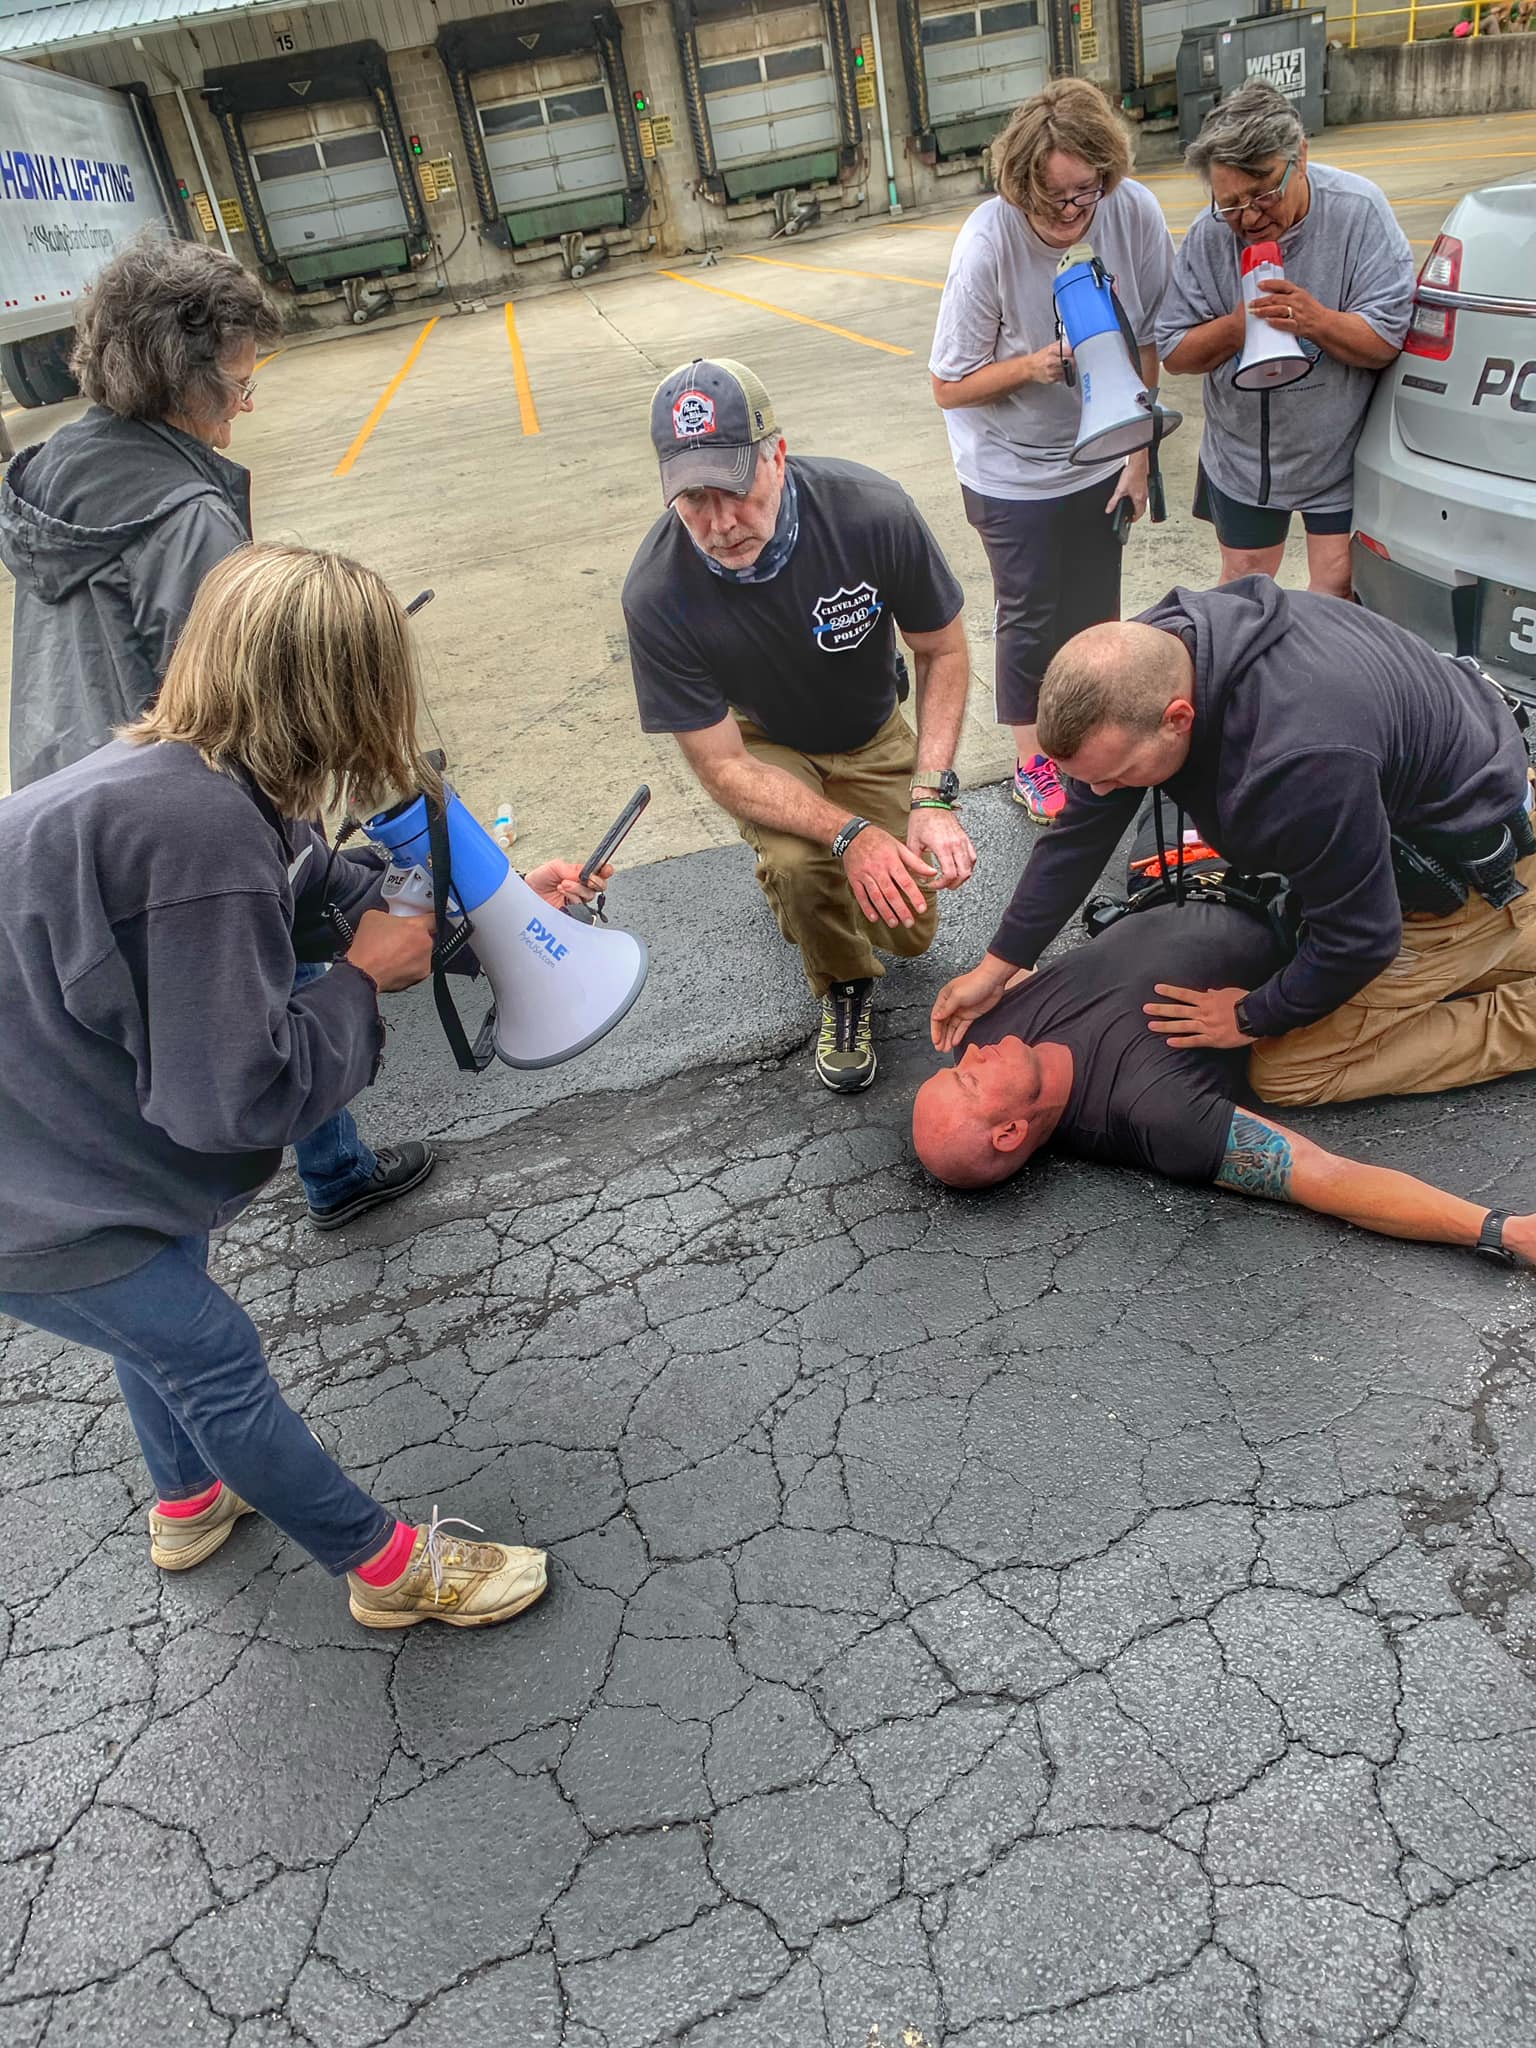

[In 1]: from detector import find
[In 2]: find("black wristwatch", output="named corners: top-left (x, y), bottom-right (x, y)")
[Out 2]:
top-left (833, 816), bottom-right (872, 861)
top-left (911, 769), bottom-right (960, 806)
top-left (1234, 997), bottom-right (1257, 1040)
top-left (1475, 1210), bottom-right (1518, 1268)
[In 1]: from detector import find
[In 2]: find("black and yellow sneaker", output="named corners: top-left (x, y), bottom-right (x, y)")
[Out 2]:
top-left (815, 979), bottom-right (877, 1093)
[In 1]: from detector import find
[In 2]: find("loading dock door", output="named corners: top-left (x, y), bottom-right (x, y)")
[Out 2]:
top-left (246, 104), bottom-right (409, 261)
top-left (480, 58), bottom-right (630, 244)
top-left (1139, 0), bottom-right (1237, 82)
top-left (699, 39), bottom-right (839, 173)
top-left (920, 0), bottom-right (1047, 158)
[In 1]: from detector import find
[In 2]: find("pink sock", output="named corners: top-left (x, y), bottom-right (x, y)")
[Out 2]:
top-left (353, 1521), bottom-right (417, 1586)
top-left (157, 1479), bottom-right (223, 1520)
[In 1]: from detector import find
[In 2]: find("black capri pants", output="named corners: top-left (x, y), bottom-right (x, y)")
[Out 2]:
top-left (961, 474), bottom-right (1124, 728)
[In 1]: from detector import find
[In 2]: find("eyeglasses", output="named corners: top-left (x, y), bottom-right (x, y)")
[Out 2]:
top-left (1210, 157), bottom-right (1298, 220)
top-left (1042, 182), bottom-right (1103, 217)
top-left (226, 374), bottom-right (258, 405)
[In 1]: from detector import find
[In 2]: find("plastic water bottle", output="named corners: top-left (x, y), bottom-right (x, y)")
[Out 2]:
top-left (491, 798), bottom-right (517, 850)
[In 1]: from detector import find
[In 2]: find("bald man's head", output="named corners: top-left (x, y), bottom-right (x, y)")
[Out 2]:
top-left (911, 1037), bottom-right (1059, 1190)
top-left (1036, 622), bottom-right (1196, 795)
top-left (1038, 623), bottom-right (1194, 761)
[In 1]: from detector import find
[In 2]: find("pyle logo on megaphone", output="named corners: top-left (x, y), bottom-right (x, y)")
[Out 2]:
top-left (523, 918), bottom-right (570, 964)
top-left (1233, 241), bottom-right (1314, 392)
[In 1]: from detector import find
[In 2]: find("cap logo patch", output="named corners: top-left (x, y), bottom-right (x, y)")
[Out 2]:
top-left (672, 390), bottom-right (716, 438)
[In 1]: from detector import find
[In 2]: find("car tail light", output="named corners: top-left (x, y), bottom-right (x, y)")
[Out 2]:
top-left (1403, 235), bottom-right (1463, 361)
top-left (1354, 531), bottom-right (1390, 561)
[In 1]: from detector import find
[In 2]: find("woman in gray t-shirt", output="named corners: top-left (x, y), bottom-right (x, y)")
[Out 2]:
top-left (930, 81), bottom-right (1172, 824)
top-left (1157, 83), bottom-right (1413, 598)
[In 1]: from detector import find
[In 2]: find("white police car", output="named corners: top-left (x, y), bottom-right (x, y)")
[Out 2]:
top-left (1352, 170), bottom-right (1536, 703)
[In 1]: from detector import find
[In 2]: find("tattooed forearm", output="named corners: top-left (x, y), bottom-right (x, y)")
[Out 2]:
top-left (1215, 1110), bottom-right (1296, 1202)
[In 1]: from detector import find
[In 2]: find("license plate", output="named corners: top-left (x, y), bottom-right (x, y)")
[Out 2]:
top-left (1479, 582), bottom-right (1536, 680)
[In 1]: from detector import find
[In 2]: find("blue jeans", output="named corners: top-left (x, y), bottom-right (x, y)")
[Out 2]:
top-left (0, 1238), bottom-right (393, 1574)
top-left (291, 962), bottom-right (377, 1210)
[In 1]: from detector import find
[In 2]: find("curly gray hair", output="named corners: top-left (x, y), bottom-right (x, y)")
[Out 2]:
top-left (1185, 82), bottom-right (1305, 182)
top-left (71, 231), bottom-right (282, 424)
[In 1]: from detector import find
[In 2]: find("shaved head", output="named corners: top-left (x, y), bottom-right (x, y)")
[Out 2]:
top-left (912, 1074), bottom-right (1025, 1188)
top-left (1038, 622), bottom-right (1193, 762)
top-left (911, 1036), bottom-right (1068, 1191)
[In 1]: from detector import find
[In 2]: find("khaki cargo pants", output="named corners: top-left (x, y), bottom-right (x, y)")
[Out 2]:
top-left (1250, 850), bottom-right (1536, 1106)
top-left (735, 707), bottom-right (940, 997)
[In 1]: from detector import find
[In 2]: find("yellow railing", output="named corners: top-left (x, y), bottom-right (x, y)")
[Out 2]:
top-left (1337, 0), bottom-right (1533, 46)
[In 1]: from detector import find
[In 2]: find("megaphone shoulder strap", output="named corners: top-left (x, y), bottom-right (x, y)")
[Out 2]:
top-left (1094, 264), bottom-right (1173, 525)
top-left (425, 795), bottom-right (495, 1074)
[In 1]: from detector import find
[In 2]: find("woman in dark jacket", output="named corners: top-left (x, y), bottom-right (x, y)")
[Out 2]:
top-left (0, 233), bottom-right (279, 789)
top-left (0, 234), bottom-right (433, 1231)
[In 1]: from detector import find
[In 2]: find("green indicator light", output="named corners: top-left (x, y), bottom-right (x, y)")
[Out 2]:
top-left (634, 90), bottom-right (649, 112)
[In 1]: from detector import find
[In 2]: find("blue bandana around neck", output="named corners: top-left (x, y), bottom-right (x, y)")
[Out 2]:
top-left (689, 464), bottom-right (800, 585)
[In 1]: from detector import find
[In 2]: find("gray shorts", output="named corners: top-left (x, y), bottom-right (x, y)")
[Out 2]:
top-left (961, 475), bottom-right (1124, 727)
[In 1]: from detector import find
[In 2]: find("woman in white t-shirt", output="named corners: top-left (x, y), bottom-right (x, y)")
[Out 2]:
top-left (930, 82), bottom-right (1173, 824)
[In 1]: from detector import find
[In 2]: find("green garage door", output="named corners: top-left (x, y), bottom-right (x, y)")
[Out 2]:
top-left (920, 0), bottom-right (1048, 157)
top-left (479, 57), bottom-right (629, 245)
top-left (247, 102), bottom-right (409, 260)
top-left (1140, 0), bottom-right (1242, 81)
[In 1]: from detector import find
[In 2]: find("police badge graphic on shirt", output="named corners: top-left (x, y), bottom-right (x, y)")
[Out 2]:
top-left (812, 583), bottom-right (883, 654)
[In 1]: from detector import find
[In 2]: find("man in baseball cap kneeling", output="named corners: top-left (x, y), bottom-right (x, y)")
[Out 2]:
top-left (622, 357), bottom-right (976, 1092)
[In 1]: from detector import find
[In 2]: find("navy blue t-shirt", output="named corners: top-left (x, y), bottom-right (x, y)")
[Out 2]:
top-left (622, 455), bottom-right (965, 756)
top-left (963, 901), bottom-right (1286, 1183)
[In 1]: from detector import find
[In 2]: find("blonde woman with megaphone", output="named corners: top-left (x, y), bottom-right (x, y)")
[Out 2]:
top-left (0, 543), bottom-right (600, 1632)
top-left (929, 80), bottom-right (1174, 826)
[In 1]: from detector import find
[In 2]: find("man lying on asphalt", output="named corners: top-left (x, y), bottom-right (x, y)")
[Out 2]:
top-left (915, 889), bottom-right (1534, 1265)
top-left (931, 577), bottom-right (1536, 1108)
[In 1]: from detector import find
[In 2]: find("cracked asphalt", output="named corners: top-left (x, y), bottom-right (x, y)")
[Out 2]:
top-left (3, 787), bottom-right (1535, 2048)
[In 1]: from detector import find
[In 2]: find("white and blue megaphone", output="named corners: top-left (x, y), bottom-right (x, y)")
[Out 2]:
top-left (1053, 244), bottom-right (1182, 467)
top-left (363, 784), bottom-right (647, 1070)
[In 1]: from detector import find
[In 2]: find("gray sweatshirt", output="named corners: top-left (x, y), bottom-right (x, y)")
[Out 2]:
top-left (1155, 163), bottom-right (1415, 512)
top-left (0, 739), bottom-right (383, 1291)
top-left (0, 408), bottom-right (250, 789)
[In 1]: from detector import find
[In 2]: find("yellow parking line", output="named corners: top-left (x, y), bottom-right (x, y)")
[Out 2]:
top-left (885, 221), bottom-right (965, 233)
top-left (332, 317), bottom-right (438, 478)
top-left (659, 269), bottom-right (911, 355)
top-left (254, 348), bottom-right (282, 373)
top-left (503, 301), bottom-right (541, 436)
top-left (733, 251), bottom-right (942, 290)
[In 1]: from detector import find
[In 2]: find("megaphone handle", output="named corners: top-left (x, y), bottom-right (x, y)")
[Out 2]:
top-left (382, 865), bottom-right (436, 916)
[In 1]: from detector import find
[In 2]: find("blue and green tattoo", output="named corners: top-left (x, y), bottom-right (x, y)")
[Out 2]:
top-left (1215, 1110), bottom-right (1296, 1202)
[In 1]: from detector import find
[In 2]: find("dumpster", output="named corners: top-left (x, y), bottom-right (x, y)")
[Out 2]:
top-left (1176, 8), bottom-right (1327, 149)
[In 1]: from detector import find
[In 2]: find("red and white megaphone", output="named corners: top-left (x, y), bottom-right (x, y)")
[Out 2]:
top-left (1232, 241), bottom-right (1313, 392)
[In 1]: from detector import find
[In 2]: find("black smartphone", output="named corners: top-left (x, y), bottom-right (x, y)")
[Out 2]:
top-left (581, 785), bottom-right (652, 888)
top-left (1111, 499), bottom-right (1133, 546)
